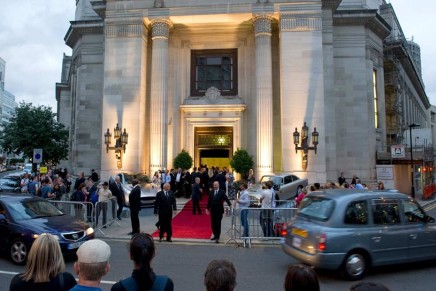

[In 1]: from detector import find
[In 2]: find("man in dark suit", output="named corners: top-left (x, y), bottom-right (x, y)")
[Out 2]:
top-left (201, 167), bottom-right (210, 197)
top-left (192, 177), bottom-right (202, 214)
top-left (154, 183), bottom-right (177, 242)
top-left (215, 170), bottom-right (226, 191)
top-left (109, 175), bottom-right (124, 220)
top-left (207, 181), bottom-right (232, 243)
top-left (128, 179), bottom-right (141, 235)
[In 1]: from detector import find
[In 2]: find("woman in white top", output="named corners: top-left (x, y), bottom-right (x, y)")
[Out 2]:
top-left (260, 181), bottom-right (275, 237)
top-left (237, 183), bottom-right (250, 238)
top-left (96, 181), bottom-right (112, 227)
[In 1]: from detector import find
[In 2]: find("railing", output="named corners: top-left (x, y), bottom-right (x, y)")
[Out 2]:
top-left (49, 196), bottom-right (120, 235)
top-left (225, 200), bottom-right (298, 248)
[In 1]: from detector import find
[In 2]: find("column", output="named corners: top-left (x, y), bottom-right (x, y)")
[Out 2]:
top-left (253, 15), bottom-right (274, 179)
top-left (150, 19), bottom-right (171, 174)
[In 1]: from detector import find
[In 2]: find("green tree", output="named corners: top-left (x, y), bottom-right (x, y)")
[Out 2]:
top-left (173, 149), bottom-right (193, 170)
top-left (0, 102), bottom-right (69, 165)
top-left (229, 148), bottom-right (254, 179)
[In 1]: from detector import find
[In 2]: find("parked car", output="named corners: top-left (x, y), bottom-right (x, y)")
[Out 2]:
top-left (0, 194), bottom-right (95, 265)
top-left (282, 189), bottom-right (436, 280)
top-left (109, 173), bottom-right (157, 208)
top-left (0, 179), bottom-right (21, 192)
top-left (6, 165), bottom-right (16, 171)
top-left (248, 173), bottom-right (308, 206)
top-left (23, 163), bottom-right (33, 174)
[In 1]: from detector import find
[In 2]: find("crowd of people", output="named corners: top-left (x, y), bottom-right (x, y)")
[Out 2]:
top-left (9, 232), bottom-right (391, 291)
top-left (19, 168), bottom-right (73, 199)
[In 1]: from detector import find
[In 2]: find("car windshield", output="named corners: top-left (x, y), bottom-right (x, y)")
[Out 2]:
top-left (122, 173), bottom-right (135, 184)
top-left (298, 197), bottom-right (335, 221)
top-left (260, 176), bottom-right (282, 185)
top-left (6, 200), bottom-right (63, 221)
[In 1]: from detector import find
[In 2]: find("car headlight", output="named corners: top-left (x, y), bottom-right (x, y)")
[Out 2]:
top-left (86, 227), bottom-right (94, 236)
top-left (33, 233), bottom-right (60, 240)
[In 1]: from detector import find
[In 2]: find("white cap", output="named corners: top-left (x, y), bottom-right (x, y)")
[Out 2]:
top-left (77, 239), bottom-right (111, 263)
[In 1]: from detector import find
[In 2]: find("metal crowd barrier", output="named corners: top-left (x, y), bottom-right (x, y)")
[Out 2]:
top-left (94, 197), bottom-right (120, 235)
top-left (49, 196), bottom-right (120, 236)
top-left (49, 199), bottom-right (92, 222)
top-left (226, 200), bottom-right (298, 248)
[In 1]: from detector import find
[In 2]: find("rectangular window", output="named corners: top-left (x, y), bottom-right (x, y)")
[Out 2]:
top-left (372, 199), bottom-right (400, 225)
top-left (191, 49), bottom-right (237, 96)
top-left (344, 200), bottom-right (368, 225)
top-left (373, 69), bottom-right (379, 128)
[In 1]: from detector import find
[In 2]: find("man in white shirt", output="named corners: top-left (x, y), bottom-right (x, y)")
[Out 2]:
top-left (237, 183), bottom-right (250, 239)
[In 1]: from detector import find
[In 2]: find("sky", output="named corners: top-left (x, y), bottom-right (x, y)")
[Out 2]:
top-left (0, 0), bottom-right (435, 111)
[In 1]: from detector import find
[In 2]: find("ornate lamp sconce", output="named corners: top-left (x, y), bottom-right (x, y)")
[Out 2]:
top-left (104, 123), bottom-right (129, 169)
top-left (293, 122), bottom-right (319, 171)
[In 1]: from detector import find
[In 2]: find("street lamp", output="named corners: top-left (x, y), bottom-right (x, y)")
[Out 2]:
top-left (104, 123), bottom-right (129, 169)
top-left (293, 122), bottom-right (319, 171)
top-left (409, 123), bottom-right (420, 198)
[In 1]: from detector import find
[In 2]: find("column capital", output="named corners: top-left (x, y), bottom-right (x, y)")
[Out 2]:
top-left (252, 15), bottom-right (273, 37)
top-left (151, 19), bottom-right (172, 40)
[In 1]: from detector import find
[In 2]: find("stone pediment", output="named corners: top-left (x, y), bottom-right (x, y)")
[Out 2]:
top-left (183, 87), bottom-right (245, 106)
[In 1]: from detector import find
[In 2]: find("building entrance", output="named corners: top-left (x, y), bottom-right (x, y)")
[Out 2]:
top-left (195, 127), bottom-right (233, 169)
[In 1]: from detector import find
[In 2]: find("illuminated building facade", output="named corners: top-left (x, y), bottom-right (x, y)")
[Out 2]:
top-left (56, 0), bottom-right (429, 184)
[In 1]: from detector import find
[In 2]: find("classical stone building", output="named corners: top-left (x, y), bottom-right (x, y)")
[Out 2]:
top-left (56, 0), bottom-right (430, 185)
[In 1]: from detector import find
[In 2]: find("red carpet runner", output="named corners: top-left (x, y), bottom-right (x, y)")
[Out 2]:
top-left (152, 195), bottom-right (211, 239)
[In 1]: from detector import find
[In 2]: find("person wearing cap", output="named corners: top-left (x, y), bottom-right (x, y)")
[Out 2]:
top-left (70, 239), bottom-right (111, 291)
top-left (128, 179), bottom-right (141, 235)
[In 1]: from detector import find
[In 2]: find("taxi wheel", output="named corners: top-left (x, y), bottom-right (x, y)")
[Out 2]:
top-left (10, 238), bottom-right (28, 265)
top-left (342, 252), bottom-right (367, 281)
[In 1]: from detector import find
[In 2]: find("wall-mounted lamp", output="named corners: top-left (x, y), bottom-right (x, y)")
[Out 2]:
top-left (293, 122), bottom-right (319, 171)
top-left (104, 123), bottom-right (128, 169)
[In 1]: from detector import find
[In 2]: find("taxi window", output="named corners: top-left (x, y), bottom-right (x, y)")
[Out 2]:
top-left (371, 199), bottom-right (400, 225)
top-left (298, 197), bottom-right (335, 221)
top-left (344, 200), bottom-right (368, 225)
top-left (401, 199), bottom-right (426, 223)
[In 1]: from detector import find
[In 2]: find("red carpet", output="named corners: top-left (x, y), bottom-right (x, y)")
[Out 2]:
top-left (152, 195), bottom-right (212, 239)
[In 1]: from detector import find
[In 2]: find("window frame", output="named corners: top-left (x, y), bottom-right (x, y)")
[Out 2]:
top-left (190, 49), bottom-right (238, 97)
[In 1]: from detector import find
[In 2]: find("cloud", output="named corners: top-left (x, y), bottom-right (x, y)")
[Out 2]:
top-left (0, 1), bottom-right (75, 110)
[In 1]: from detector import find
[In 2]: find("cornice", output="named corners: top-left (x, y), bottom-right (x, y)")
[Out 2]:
top-left (180, 104), bottom-right (247, 113)
top-left (280, 11), bottom-right (322, 32)
top-left (322, 0), bottom-right (341, 11)
top-left (65, 20), bottom-right (104, 48)
top-left (105, 20), bottom-right (148, 39)
top-left (333, 9), bottom-right (391, 39)
top-left (90, 0), bottom-right (106, 19)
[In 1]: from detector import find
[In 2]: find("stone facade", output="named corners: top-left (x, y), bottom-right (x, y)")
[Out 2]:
top-left (56, 0), bottom-right (429, 184)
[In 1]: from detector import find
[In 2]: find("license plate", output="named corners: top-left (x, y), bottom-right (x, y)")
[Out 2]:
top-left (292, 237), bottom-right (302, 248)
top-left (68, 241), bottom-right (85, 250)
top-left (291, 227), bottom-right (308, 238)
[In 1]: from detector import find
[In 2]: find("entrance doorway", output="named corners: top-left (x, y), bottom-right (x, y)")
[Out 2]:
top-left (195, 127), bottom-right (233, 169)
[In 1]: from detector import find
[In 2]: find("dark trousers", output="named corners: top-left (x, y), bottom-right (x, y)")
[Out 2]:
top-left (192, 199), bottom-right (202, 214)
top-left (130, 209), bottom-right (140, 233)
top-left (260, 210), bottom-right (274, 237)
top-left (116, 196), bottom-right (123, 218)
top-left (159, 215), bottom-right (172, 239)
top-left (211, 211), bottom-right (223, 239)
top-left (96, 202), bottom-right (107, 226)
top-left (86, 203), bottom-right (93, 222)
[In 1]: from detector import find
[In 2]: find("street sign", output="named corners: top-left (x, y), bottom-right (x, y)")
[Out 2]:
top-left (33, 149), bottom-right (43, 163)
top-left (391, 145), bottom-right (405, 158)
